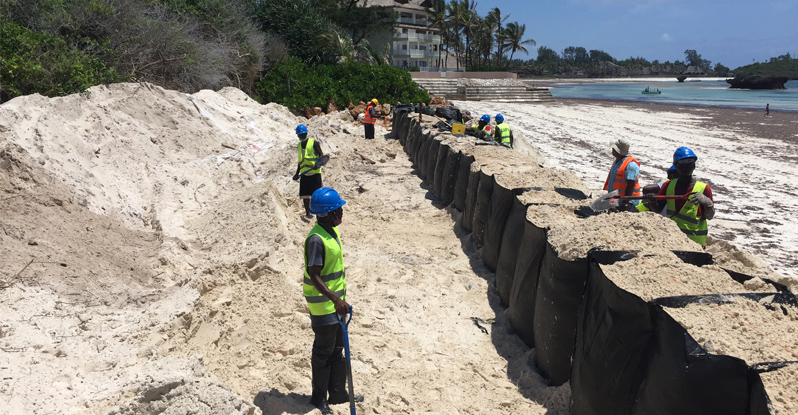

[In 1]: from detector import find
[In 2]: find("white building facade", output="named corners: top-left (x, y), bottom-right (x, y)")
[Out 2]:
top-left (363, 0), bottom-right (453, 71)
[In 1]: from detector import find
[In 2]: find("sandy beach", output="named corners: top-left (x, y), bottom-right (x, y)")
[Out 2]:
top-left (453, 97), bottom-right (798, 281)
top-left (1, 83), bottom-right (795, 415)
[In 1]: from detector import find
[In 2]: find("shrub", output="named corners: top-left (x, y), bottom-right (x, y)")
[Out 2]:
top-left (0, 17), bottom-right (121, 102)
top-left (256, 56), bottom-right (429, 110)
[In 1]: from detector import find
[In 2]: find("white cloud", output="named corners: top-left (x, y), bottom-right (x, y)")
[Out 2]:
top-left (660, 33), bottom-right (674, 42)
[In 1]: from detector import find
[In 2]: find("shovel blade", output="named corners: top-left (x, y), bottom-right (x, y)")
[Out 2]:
top-left (590, 190), bottom-right (619, 212)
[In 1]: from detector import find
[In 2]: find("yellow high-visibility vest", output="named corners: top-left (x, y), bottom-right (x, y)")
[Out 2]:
top-left (666, 180), bottom-right (709, 245)
top-left (298, 138), bottom-right (321, 175)
top-left (303, 224), bottom-right (346, 316)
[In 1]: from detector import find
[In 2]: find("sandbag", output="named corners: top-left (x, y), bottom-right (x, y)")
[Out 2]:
top-left (462, 167), bottom-right (481, 233)
top-left (433, 142), bottom-right (449, 198)
top-left (507, 220), bottom-right (547, 347)
top-left (412, 131), bottom-right (429, 171)
top-left (424, 138), bottom-right (441, 186)
top-left (494, 193), bottom-right (527, 307)
top-left (453, 153), bottom-right (474, 212)
top-left (471, 171), bottom-right (494, 249)
top-left (440, 148), bottom-right (460, 206)
top-left (532, 242), bottom-right (590, 385)
top-left (631, 306), bottom-right (764, 415)
top-left (482, 180), bottom-right (515, 273)
top-left (571, 252), bottom-right (655, 415)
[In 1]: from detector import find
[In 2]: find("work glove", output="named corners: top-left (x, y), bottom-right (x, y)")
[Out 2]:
top-left (689, 193), bottom-right (713, 208)
top-left (292, 174), bottom-right (300, 181)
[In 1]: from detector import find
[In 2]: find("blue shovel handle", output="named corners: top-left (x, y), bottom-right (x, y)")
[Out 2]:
top-left (337, 306), bottom-right (356, 415)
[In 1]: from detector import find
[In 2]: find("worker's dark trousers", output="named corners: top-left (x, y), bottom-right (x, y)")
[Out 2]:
top-left (364, 123), bottom-right (375, 139)
top-left (311, 323), bottom-right (348, 405)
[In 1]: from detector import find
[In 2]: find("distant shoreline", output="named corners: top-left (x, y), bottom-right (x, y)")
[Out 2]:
top-left (555, 98), bottom-right (798, 143)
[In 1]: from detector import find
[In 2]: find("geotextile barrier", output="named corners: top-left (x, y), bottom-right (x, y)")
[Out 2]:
top-left (453, 153), bottom-right (474, 212)
top-left (494, 192), bottom-right (528, 307)
top-left (440, 148), bottom-right (460, 207)
top-left (471, 171), bottom-right (494, 250)
top-left (433, 142), bottom-right (449, 197)
top-left (394, 110), bottom-right (782, 415)
top-left (462, 166), bottom-right (481, 233)
top-left (424, 138), bottom-right (441, 185)
top-left (533, 242), bottom-right (590, 386)
top-left (508, 220), bottom-right (548, 348)
top-left (482, 180), bottom-right (516, 273)
top-left (571, 252), bottom-right (656, 415)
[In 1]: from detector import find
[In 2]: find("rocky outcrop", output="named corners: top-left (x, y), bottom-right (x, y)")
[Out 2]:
top-left (726, 76), bottom-right (788, 89)
top-left (676, 76), bottom-right (687, 82)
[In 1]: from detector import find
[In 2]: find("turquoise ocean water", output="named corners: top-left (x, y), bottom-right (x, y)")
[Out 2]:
top-left (546, 79), bottom-right (798, 112)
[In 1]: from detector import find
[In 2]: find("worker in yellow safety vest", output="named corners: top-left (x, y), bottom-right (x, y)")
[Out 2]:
top-left (467, 114), bottom-right (493, 140)
top-left (648, 147), bottom-right (715, 246)
top-left (292, 124), bottom-right (324, 220)
top-left (363, 98), bottom-right (378, 139)
top-left (604, 138), bottom-right (641, 211)
top-left (303, 187), bottom-right (362, 414)
top-left (637, 164), bottom-right (678, 213)
top-left (493, 113), bottom-right (513, 148)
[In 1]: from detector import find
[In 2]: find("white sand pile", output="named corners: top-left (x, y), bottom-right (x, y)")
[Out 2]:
top-left (548, 211), bottom-right (698, 261)
top-left (599, 253), bottom-right (776, 302)
top-left (1, 84), bottom-right (571, 415)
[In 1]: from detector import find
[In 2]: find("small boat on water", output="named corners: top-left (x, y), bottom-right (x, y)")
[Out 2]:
top-left (642, 86), bottom-right (661, 94)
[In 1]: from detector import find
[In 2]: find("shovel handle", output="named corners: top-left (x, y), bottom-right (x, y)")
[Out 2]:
top-left (617, 192), bottom-right (696, 201)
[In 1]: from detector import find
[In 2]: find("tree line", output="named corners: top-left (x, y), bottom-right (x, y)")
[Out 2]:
top-left (0, 0), bottom-right (429, 108)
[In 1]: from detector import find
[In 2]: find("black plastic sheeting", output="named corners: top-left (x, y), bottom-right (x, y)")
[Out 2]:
top-left (453, 153), bottom-right (474, 212)
top-left (571, 253), bottom-right (657, 415)
top-left (533, 242), bottom-right (590, 386)
top-left (424, 138), bottom-right (441, 186)
top-left (493, 190), bottom-right (527, 306)
top-left (413, 132), bottom-right (430, 179)
top-left (434, 107), bottom-right (462, 124)
top-left (433, 142), bottom-right (449, 197)
top-left (632, 306), bottom-right (769, 415)
top-left (482, 181), bottom-right (516, 272)
top-left (440, 148), bottom-right (460, 206)
top-left (471, 171), bottom-right (494, 249)
top-left (462, 167), bottom-right (481, 233)
top-left (571, 251), bottom-right (772, 415)
top-left (508, 221), bottom-right (547, 347)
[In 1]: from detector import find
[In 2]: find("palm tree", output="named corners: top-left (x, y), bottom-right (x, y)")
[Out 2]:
top-left (426, 0), bottom-right (448, 69)
top-left (485, 7), bottom-right (509, 67)
top-left (316, 27), bottom-right (371, 64)
top-left (457, 0), bottom-right (479, 69)
top-left (504, 22), bottom-right (535, 67)
top-left (445, 1), bottom-right (465, 70)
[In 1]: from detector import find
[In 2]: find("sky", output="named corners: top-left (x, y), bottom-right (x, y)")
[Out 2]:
top-left (472, 0), bottom-right (797, 69)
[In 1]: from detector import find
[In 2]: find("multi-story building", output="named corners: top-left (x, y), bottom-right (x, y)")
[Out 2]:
top-left (362, 0), bottom-right (453, 71)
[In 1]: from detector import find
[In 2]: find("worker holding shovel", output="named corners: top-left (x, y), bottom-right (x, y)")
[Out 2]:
top-left (648, 147), bottom-right (715, 246)
top-left (303, 187), bottom-right (362, 414)
top-left (293, 124), bottom-right (324, 221)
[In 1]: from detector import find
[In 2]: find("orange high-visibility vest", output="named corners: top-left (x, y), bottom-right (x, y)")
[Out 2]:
top-left (603, 156), bottom-right (641, 197)
top-left (363, 103), bottom-right (376, 125)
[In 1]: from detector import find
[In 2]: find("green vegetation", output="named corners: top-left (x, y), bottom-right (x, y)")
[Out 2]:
top-left (732, 56), bottom-right (798, 79)
top-left (257, 56), bottom-right (429, 110)
top-left (0, 17), bottom-right (121, 101)
top-left (0, 0), bottom-right (421, 111)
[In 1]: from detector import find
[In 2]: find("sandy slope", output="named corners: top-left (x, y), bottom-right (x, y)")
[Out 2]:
top-left (1, 84), bottom-right (569, 414)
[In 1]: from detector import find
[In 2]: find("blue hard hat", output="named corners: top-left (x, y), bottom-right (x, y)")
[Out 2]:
top-left (667, 164), bottom-right (676, 171)
top-left (309, 187), bottom-right (347, 215)
top-left (296, 124), bottom-right (308, 135)
top-left (495, 113), bottom-right (504, 123)
top-left (480, 114), bottom-right (490, 123)
top-left (673, 147), bottom-right (697, 163)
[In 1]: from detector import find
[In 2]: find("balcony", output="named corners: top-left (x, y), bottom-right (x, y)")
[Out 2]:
top-left (393, 49), bottom-right (437, 58)
top-left (398, 17), bottom-right (430, 26)
top-left (395, 33), bottom-right (441, 43)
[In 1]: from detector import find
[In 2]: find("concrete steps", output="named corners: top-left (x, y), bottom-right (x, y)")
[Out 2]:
top-left (413, 79), bottom-right (556, 104)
